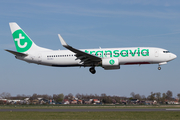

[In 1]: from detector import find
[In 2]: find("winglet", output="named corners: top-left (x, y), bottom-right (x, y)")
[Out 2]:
top-left (58, 34), bottom-right (68, 46)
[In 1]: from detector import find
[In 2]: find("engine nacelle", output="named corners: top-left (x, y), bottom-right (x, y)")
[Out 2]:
top-left (102, 58), bottom-right (120, 70)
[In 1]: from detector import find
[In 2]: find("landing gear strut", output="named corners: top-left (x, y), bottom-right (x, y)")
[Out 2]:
top-left (158, 66), bottom-right (161, 70)
top-left (89, 67), bottom-right (96, 74)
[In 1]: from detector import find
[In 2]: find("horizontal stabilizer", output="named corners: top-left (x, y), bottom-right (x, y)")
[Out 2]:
top-left (5, 49), bottom-right (28, 56)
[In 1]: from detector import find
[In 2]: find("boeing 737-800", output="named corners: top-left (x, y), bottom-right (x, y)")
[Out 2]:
top-left (6, 22), bottom-right (177, 74)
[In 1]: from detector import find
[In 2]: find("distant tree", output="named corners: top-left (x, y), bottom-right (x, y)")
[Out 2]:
top-left (66, 93), bottom-right (73, 100)
top-left (53, 94), bottom-right (58, 102)
top-left (0, 100), bottom-right (4, 105)
top-left (177, 93), bottom-right (180, 101)
top-left (0, 92), bottom-right (11, 99)
top-left (141, 95), bottom-right (146, 100)
top-left (112, 96), bottom-right (121, 103)
top-left (102, 96), bottom-right (112, 104)
top-left (101, 93), bottom-right (107, 97)
top-left (134, 94), bottom-right (142, 100)
top-left (75, 93), bottom-right (82, 99)
top-left (155, 92), bottom-right (161, 102)
top-left (166, 90), bottom-right (173, 100)
top-left (16, 94), bottom-right (28, 100)
top-left (112, 99), bottom-right (116, 104)
top-left (147, 92), bottom-right (155, 100)
top-left (94, 94), bottom-right (100, 99)
top-left (89, 94), bottom-right (94, 99)
top-left (80, 94), bottom-right (85, 99)
top-left (100, 93), bottom-right (113, 103)
top-left (161, 93), bottom-right (166, 103)
top-left (31, 93), bottom-right (38, 100)
top-left (85, 94), bottom-right (90, 99)
top-left (41, 94), bottom-right (52, 100)
top-left (130, 92), bottom-right (135, 98)
top-left (56, 94), bottom-right (64, 102)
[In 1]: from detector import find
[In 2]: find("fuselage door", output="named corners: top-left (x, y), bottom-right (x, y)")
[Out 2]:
top-left (155, 49), bottom-right (159, 57)
top-left (38, 53), bottom-right (42, 62)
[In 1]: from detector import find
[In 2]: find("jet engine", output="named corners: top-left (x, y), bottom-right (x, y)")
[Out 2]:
top-left (102, 58), bottom-right (120, 70)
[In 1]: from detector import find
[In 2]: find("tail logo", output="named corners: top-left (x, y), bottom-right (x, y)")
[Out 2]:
top-left (13, 30), bottom-right (32, 53)
top-left (15, 33), bottom-right (27, 48)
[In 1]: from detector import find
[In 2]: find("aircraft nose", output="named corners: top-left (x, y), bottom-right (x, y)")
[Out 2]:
top-left (171, 53), bottom-right (177, 60)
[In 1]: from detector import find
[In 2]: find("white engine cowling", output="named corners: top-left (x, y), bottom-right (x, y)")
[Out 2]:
top-left (102, 58), bottom-right (120, 70)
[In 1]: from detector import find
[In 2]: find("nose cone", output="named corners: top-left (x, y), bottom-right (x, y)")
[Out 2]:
top-left (171, 53), bottom-right (177, 60)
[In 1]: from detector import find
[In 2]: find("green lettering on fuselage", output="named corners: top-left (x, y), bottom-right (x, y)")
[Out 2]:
top-left (85, 50), bottom-right (89, 53)
top-left (141, 49), bottom-right (149, 56)
top-left (96, 51), bottom-right (103, 57)
top-left (138, 48), bottom-right (140, 56)
top-left (129, 49), bottom-right (137, 57)
top-left (113, 50), bottom-right (119, 57)
top-left (90, 51), bottom-right (95, 54)
top-left (85, 48), bottom-right (149, 58)
top-left (121, 50), bottom-right (128, 57)
top-left (105, 50), bottom-right (112, 57)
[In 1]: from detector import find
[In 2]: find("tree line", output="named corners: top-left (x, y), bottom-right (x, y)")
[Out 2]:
top-left (130, 90), bottom-right (180, 103)
top-left (0, 90), bottom-right (180, 104)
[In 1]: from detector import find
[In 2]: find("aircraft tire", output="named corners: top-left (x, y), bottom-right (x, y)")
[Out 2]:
top-left (158, 66), bottom-right (161, 70)
top-left (89, 67), bottom-right (96, 74)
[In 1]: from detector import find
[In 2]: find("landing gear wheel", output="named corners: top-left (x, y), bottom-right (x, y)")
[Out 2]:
top-left (89, 67), bottom-right (96, 74)
top-left (158, 66), bottom-right (161, 70)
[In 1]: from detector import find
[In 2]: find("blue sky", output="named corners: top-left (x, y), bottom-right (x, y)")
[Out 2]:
top-left (0, 0), bottom-right (180, 98)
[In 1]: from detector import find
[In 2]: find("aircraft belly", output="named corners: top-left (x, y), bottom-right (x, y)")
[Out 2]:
top-left (119, 56), bottom-right (152, 65)
top-left (42, 57), bottom-right (80, 66)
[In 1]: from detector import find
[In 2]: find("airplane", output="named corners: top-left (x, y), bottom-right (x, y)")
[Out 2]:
top-left (5, 22), bottom-right (177, 74)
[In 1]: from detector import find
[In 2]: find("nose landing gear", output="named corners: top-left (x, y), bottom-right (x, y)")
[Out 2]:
top-left (158, 66), bottom-right (161, 70)
top-left (89, 67), bottom-right (96, 74)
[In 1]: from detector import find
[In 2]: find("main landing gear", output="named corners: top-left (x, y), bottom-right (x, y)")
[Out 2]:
top-left (158, 66), bottom-right (161, 70)
top-left (89, 67), bottom-right (96, 74)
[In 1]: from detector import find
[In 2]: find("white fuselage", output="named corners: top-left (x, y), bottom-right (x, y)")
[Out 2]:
top-left (16, 47), bottom-right (176, 67)
top-left (7, 22), bottom-right (177, 74)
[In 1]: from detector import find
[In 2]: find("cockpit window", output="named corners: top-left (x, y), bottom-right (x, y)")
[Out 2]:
top-left (163, 51), bottom-right (170, 53)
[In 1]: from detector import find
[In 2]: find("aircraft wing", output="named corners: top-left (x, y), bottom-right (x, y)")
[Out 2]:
top-left (5, 49), bottom-right (28, 56)
top-left (58, 34), bottom-right (102, 64)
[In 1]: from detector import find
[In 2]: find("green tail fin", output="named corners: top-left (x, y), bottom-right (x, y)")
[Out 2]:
top-left (9, 22), bottom-right (34, 53)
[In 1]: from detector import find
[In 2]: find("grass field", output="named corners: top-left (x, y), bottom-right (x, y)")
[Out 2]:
top-left (0, 104), bottom-right (180, 109)
top-left (0, 111), bottom-right (180, 120)
top-left (0, 105), bottom-right (180, 119)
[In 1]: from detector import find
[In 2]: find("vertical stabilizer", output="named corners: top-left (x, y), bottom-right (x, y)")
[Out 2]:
top-left (9, 22), bottom-right (51, 53)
